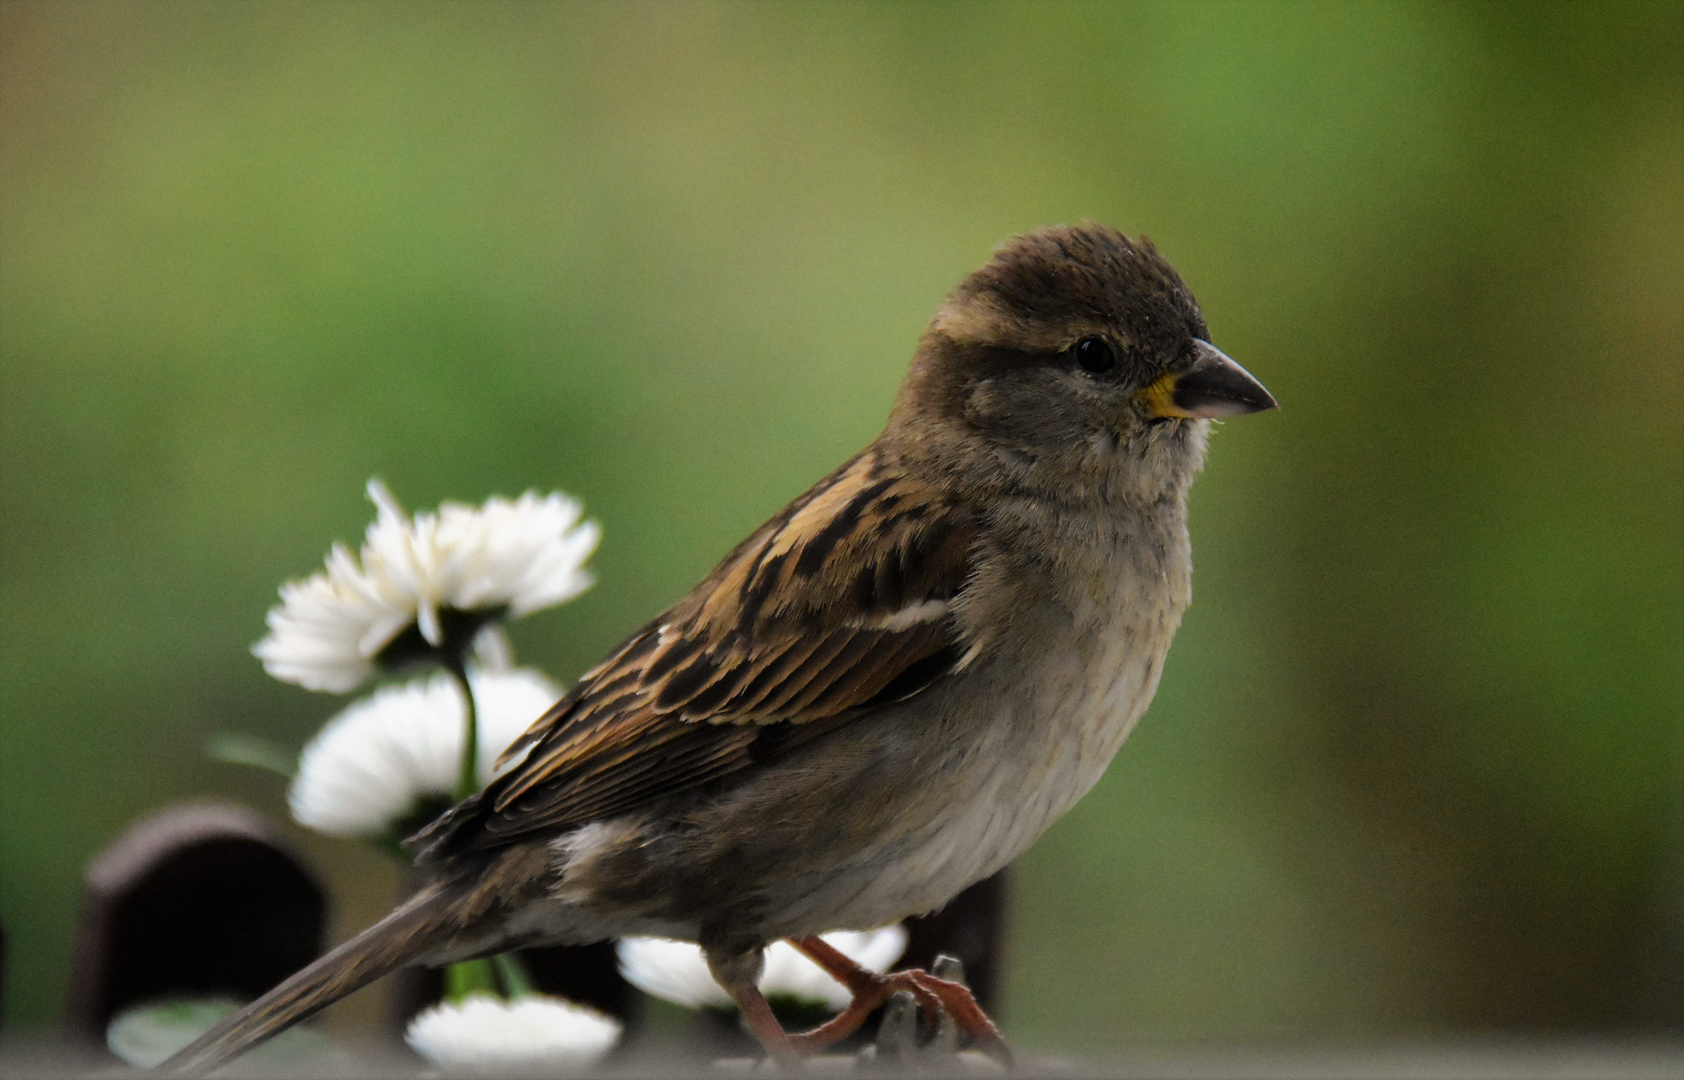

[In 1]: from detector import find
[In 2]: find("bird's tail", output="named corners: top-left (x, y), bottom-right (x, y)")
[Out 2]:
top-left (158, 880), bottom-right (457, 1076)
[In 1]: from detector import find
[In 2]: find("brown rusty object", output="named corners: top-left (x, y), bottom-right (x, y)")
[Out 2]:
top-left (64, 802), bottom-right (326, 1042)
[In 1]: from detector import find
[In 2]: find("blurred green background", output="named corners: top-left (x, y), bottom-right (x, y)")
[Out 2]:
top-left (2, 0), bottom-right (1680, 1052)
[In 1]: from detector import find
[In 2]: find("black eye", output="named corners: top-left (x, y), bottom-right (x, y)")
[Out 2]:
top-left (1073, 336), bottom-right (1116, 375)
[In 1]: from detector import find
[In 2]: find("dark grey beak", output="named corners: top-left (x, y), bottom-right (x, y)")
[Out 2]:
top-left (1161, 340), bottom-right (1278, 419)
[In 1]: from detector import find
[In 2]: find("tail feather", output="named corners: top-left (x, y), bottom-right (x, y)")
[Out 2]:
top-left (158, 882), bottom-right (455, 1075)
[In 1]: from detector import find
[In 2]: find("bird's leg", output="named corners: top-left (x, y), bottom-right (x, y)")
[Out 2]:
top-left (785, 936), bottom-right (1012, 1063)
top-left (785, 936), bottom-right (944, 1041)
top-left (706, 948), bottom-right (800, 1068)
top-left (732, 985), bottom-right (801, 1068)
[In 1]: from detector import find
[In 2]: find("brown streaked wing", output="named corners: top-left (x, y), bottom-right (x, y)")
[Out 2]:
top-left (412, 450), bottom-right (976, 859)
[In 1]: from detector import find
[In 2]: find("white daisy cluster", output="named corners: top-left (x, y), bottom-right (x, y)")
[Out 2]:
top-left (247, 478), bottom-right (596, 839)
top-left (254, 480), bottom-right (599, 692)
top-left (405, 993), bottom-right (621, 1072)
top-left (229, 477), bottom-right (621, 1069)
top-left (288, 668), bottom-right (559, 838)
top-left (616, 925), bottom-right (909, 1012)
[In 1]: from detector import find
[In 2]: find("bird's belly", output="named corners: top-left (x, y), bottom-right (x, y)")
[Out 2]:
top-left (773, 620), bottom-right (1172, 934)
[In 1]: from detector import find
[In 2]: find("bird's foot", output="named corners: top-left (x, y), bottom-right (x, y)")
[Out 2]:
top-left (785, 936), bottom-right (1012, 1064)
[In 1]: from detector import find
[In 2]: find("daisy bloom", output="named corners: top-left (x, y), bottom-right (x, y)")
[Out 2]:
top-left (616, 925), bottom-right (908, 1011)
top-left (405, 993), bottom-right (621, 1072)
top-left (254, 479), bottom-right (599, 692)
top-left (288, 668), bottom-right (559, 838)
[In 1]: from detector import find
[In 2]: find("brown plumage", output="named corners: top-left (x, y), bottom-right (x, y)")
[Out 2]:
top-left (162, 223), bottom-right (1275, 1074)
top-left (419, 449), bottom-right (975, 853)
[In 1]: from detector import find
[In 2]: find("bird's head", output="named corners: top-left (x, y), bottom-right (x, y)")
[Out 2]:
top-left (893, 223), bottom-right (1276, 505)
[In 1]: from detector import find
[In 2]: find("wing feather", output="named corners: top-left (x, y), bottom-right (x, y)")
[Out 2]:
top-left (412, 450), bottom-right (976, 860)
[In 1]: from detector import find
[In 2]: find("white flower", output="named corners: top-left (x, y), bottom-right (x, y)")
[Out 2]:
top-left (288, 668), bottom-right (559, 838)
top-left (616, 926), bottom-right (908, 1011)
top-left (405, 993), bottom-right (620, 1072)
top-left (255, 479), bottom-right (599, 692)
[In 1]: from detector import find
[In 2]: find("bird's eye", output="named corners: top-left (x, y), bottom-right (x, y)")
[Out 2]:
top-left (1073, 336), bottom-right (1116, 375)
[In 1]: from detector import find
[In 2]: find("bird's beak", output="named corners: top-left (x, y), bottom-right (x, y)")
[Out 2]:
top-left (1134, 340), bottom-right (1278, 420)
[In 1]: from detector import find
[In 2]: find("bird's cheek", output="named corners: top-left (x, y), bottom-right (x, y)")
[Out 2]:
top-left (961, 383), bottom-right (1003, 429)
top-left (963, 382), bottom-right (1050, 449)
top-left (1107, 397), bottom-right (1151, 438)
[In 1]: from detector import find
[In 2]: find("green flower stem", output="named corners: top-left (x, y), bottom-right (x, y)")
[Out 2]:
top-left (492, 952), bottom-right (535, 998)
top-left (430, 661), bottom-right (498, 1006)
top-left (445, 958), bottom-right (499, 1003)
top-left (446, 659), bottom-right (479, 802)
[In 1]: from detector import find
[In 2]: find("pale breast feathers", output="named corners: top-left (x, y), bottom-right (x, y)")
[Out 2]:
top-left (410, 451), bottom-right (977, 858)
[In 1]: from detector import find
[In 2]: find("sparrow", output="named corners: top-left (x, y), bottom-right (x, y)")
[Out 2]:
top-left (163, 223), bottom-right (1276, 1073)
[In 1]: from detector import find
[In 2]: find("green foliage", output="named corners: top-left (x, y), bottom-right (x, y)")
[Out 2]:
top-left (1, 0), bottom-right (1679, 1046)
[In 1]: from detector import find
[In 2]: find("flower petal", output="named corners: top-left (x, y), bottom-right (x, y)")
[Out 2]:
top-left (288, 669), bottom-right (561, 838)
top-left (253, 481), bottom-right (598, 693)
top-left (616, 925), bottom-right (908, 1012)
top-left (405, 994), bottom-right (620, 1070)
